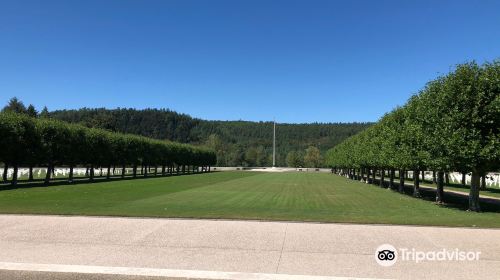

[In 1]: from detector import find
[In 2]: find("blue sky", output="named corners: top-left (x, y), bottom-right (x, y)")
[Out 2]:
top-left (0, 0), bottom-right (498, 123)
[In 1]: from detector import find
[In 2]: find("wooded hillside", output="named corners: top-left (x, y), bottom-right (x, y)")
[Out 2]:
top-left (46, 108), bottom-right (371, 167)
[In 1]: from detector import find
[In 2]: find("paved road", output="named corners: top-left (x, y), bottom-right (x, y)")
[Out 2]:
top-left (0, 215), bottom-right (499, 279)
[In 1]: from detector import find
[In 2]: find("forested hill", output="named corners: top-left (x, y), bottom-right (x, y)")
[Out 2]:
top-left (49, 108), bottom-right (371, 167)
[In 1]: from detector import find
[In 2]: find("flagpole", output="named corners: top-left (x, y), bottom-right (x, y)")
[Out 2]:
top-left (273, 119), bottom-right (276, 168)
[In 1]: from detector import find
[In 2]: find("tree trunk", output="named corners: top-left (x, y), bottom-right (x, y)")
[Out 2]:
top-left (366, 168), bottom-right (371, 184)
top-left (413, 169), bottom-right (421, 197)
top-left (445, 172), bottom-right (449, 185)
top-left (69, 166), bottom-right (74, 183)
top-left (182, 165), bottom-right (185, 174)
top-left (85, 167), bottom-right (89, 177)
top-left (432, 171), bottom-right (436, 183)
top-left (133, 165), bottom-right (137, 178)
top-left (44, 164), bottom-right (52, 185)
top-left (99, 167), bottom-right (103, 177)
top-left (469, 171), bottom-right (481, 212)
top-left (2, 164), bottom-right (8, 182)
top-left (480, 175), bottom-right (486, 190)
top-left (121, 165), bottom-right (126, 179)
top-left (208, 166), bottom-right (211, 172)
top-left (461, 172), bottom-right (466, 187)
top-left (436, 171), bottom-right (444, 203)
top-left (379, 169), bottom-right (385, 187)
top-left (398, 170), bottom-right (405, 193)
top-left (106, 165), bottom-right (111, 179)
top-left (29, 166), bottom-right (34, 181)
top-left (89, 165), bottom-right (95, 181)
top-left (154, 166), bottom-right (158, 176)
top-left (162, 165), bottom-right (166, 176)
top-left (389, 169), bottom-right (395, 189)
top-left (143, 165), bottom-right (148, 177)
top-left (11, 165), bottom-right (18, 186)
top-left (421, 170), bottom-right (425, 182)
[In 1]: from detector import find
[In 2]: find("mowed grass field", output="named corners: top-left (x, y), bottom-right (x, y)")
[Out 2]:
top-left (0, 171), bottom-right (499, 227)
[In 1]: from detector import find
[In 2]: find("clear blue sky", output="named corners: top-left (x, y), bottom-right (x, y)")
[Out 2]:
top-left (0, 0), bottom-right (498, 123)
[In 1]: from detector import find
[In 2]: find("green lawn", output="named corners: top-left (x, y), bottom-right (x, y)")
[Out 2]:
top-left (1, 171), bottom-right (499, 227)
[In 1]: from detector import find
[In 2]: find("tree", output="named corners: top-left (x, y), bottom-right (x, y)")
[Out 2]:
top-left (2, 97), bottom-right (27, 114)
top-left (437, 62), bottom-right (500, 211)
top-left (304, 146), bottom-right (322, 168)
top-left (286, 151), bottom-right (303, 167)
top-left (0, 113), bottom-right (37, 185)
top-left (26, 105), bottom-right (38, 118)
top-left (205, 134), bottom-right (227, 166)
top-left (39, 106), bottom-right (50, 118)
top-left (244, 146), bottom-right (267, 166)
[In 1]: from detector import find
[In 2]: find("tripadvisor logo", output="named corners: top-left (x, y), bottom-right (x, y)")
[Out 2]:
top-left (375, 244), bottom-right (481, 267)
top-left (375, 244), bottom-right (397, 266)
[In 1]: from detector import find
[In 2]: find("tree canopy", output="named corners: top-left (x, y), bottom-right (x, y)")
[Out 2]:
top-left (325, 61), bottom-right (500, 211)
top-left (0, 112), bottom-right (216, 185)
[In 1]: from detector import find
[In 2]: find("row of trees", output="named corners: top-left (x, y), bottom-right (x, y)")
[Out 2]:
top-left (0, 112), bottom-right (216, 186)
top-left (286, 146), bottom-right (323, 168)
top-left (325, 61), bottom-right (499, 211)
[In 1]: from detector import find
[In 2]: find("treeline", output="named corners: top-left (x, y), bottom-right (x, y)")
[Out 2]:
top-left (326, 61), bottom-right (500, 212)
top-left (199, 121), bottom-right (369, 167)
top-left (0, 112), bottom-right (216, 186)
top-left (43, 108), bottom-right (370, 167)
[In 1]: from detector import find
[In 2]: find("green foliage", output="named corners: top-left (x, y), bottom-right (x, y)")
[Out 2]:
top-left (0, 112), bottom-right (217, 181)
top-left (286, 151), bottom-right (303, 167)
top-left (2, 97), bottom-right (27, 114)
top-left (0, 112), bottom-right (38, 166)
top-left (2, 97), bottom-right (38, 118)
top-left (45, 108), bottom-right (371, 167)
top-left (304, 146), bottom-right (322, 168)
top-left (326, 60), bottom-right (499, 174)
top-left (325, 60), bottom-right (500, 211)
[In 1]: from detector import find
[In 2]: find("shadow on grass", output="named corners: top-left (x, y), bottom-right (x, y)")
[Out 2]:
top-left (409, 178), bottom-right (500, 196)
top-left (0, 171), bottom-right (216, 192)
top-left (351, 176), bottom-right (500, 213)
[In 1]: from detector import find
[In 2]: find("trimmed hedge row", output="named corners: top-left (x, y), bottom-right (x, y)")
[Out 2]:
top-left (0, 112), bottom-right (216, 185)
top-left (325, 61), bottom-right (500, 211)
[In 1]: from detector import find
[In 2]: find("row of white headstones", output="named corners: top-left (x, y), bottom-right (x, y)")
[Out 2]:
top-left (2, 168), bottom-right (500, 187)
top-left (2, 168), bottom-right (134, 179)
top-left (338, 171), bottom-right (500, 188)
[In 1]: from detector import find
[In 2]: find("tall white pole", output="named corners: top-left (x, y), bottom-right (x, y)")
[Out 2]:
top-left (273, 119), bottom-right (276, 167)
